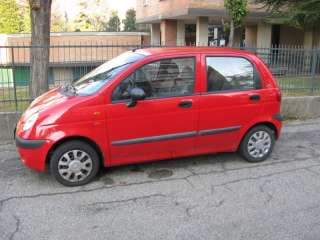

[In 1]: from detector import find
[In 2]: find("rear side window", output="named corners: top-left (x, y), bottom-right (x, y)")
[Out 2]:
top-left (206, 57), bottom-right (261, 92)
top-left (112, 57), bottom-right (195, 101)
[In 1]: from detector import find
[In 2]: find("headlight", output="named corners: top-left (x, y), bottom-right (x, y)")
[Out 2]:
top-left (23, 113), bottom-right (39, 131)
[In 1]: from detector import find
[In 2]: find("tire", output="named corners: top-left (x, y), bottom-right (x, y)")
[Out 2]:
top-left (239, 125), bottom-right (275, 163)
top-left (50, 140), bottom-right (100, 186)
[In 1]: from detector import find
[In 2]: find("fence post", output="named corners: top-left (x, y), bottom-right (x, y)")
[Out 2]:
top-left (310, 50), bottom-right (317, 94)
top-left (11, 47), bottom-right (18, 111)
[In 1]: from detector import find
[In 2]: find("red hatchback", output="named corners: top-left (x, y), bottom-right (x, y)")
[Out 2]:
top-left (15, 48), bottom-right (282, 186)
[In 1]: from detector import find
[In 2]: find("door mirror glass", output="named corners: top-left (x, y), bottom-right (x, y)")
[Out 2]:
top-left (127, 87), bottom-right (146, 107)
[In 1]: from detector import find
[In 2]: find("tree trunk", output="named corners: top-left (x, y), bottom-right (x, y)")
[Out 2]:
top-left (29, 0), bottom-right (52, 100)
top-left (228, 19), bottom-right (235, 48)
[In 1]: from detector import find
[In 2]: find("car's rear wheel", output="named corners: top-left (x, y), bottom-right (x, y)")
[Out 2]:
top-left (239, 125), bottom-right (275, 162)
top-left (50, 140), bottom-right (100, 186)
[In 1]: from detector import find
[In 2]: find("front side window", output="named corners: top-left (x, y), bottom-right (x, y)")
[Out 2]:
top-left (112, 57), bottom-right (195, 101)
top-left (206, 57), bottom-right (261, 92)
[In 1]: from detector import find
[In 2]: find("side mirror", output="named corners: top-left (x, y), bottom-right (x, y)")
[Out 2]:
top-left (127, 87), bottom-right (146, 107)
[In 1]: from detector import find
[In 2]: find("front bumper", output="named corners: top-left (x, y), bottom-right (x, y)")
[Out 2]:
top-left (15, 135), bottom-right (46, 149)
top-left (15, 135), bottom-right (52, 172)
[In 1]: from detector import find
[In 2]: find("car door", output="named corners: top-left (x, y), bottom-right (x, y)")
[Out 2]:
top-left (195, 54), bottom-right (264, 154)
top-left (105, 55), bottom-right (200, 166)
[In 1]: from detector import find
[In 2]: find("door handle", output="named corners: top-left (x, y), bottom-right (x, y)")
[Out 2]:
top-left (249, 94), bottom-right (261, 101)
top-left (178, 100), bottom-right (193, 108)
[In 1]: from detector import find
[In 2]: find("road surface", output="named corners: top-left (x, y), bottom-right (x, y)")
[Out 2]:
top-left (1, 119), bottom-right (320, 240)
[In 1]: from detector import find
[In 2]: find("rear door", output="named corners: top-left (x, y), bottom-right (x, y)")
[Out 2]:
top-left (106, 54), bottom-right (200, 165)
top-left (195, 54), bottom-right (264, 154)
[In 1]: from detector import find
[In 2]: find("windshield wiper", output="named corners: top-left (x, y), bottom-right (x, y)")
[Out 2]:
top-left (103, 62), bottom-right (134, 76)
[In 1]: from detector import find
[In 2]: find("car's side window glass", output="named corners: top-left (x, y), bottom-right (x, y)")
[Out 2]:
top-left (206, 57), bottom-right (261, 92)
top-left (112, 57), bottom-right (195, 101)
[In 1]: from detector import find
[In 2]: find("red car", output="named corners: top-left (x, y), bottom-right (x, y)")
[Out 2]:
top-left (15, 47), bottom-right (282, 186)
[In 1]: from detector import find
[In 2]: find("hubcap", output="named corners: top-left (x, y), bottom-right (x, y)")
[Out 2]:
top-left (247, 131), bottom-right (272, 159)
top-left (58, 150), bottom-right (93, 182)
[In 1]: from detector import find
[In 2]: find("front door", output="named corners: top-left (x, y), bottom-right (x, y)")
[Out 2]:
top-left (106, 55), bottom-right (199, 165)
top-left (196, 54), bottom-right (264, 154)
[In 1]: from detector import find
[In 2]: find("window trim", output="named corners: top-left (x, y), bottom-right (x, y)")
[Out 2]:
top-left (205, 55), bottom-right (262, 94)
top-left (111, 56), bottom-right (197, 104)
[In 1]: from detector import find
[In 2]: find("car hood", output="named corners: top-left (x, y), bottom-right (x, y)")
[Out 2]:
top-left (23, 88), bottom-right (67, 119)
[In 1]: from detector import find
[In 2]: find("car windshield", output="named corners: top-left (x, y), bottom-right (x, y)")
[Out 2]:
top-left (71, 51), bottom-right (145, 96)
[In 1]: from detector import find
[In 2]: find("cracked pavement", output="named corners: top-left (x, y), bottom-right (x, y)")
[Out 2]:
top-left (1, 119), bottom-right (320, 240)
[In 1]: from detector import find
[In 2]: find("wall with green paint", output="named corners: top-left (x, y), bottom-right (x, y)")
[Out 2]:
top-left (0, 68), bottom-right (13, 87)
top-left (15, 67), bottom-right (30, 86)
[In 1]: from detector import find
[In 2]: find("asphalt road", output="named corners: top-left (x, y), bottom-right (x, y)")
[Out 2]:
top-left (1, 119), bottom-right (320, 240)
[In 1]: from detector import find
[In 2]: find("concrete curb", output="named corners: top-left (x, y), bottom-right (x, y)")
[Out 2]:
top-left (0, 96), bottom-right (319, 141)
top-left (0, 112), bottom-right (21, 141)
top-left (281, 96), bottom-right (320, 119)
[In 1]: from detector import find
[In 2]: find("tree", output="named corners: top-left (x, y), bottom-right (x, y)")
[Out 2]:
top-left (74, 1), bottom-right (92, 31)
top-left (89, 14), bottom-right (108, 31)
top-left (122, 8), bottom-right (137, 32)
top-left (50, 1), bottom-right (72, 32)
top-left (51, 5), bottom-right (67, 32)
top-left (255, 0), bottom-right (320, 27)
top-left (19, 0), bottom-right (31, 33)
top-left (74, 0), bottom-right (108, 31)
top-left (0, 0), bottom-right (22, 33)
top-left (224, 0), bottom-right (248, 47)
top-left (29, 0), bottom-right (52, 99)
top-left (74, 13), bottom-right (108, 32)
top-left (106, 11), bottom-right (121, 32)
top-left (74, 13), bottom-right (93, 31)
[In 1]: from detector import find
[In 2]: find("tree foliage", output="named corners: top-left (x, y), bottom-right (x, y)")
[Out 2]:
top-left (106, 11), bottom-right (121, 32)
top-left (122, 8), bottom-right (137, 32)
top-left (224, 0), bottom-right (248, 27)
top-left (74, 0), bottom-right (108, 31)
top-left (0, 0), bottom-right (23, 33)
top-left (18, 0), bottom-right (31, 33)
top-left (51, 5), bottom-right (69, 32)
top-left (74, 13), bottom-right (93, 31)
top-left (224, 0), bottom-right (248, 46)
top-left (255, 0), bottom-right (320, 27)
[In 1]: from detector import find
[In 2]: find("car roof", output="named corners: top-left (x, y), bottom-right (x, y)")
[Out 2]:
top-left (135, 47), bottom-right (255, 57)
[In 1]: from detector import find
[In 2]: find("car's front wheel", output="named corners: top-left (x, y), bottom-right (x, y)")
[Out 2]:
top-left (50, 140), bottom-right (100, 186)
top-left (239, 125), bottom-right (275, 162)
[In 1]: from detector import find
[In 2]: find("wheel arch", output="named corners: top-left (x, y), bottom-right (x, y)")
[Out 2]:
top-left (238, 121), bottom-right (279, 149)
top-left (250, 122), bottom-right (278, 138)
top-left (45, 136), bottom-right (104, 170)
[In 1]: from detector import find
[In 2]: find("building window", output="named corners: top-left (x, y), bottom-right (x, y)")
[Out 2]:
top-left (143, 0), bottom-right (149, 6)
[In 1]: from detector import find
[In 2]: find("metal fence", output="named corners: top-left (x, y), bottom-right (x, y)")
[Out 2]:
top-left (0, 44), bottom-right (319, 112)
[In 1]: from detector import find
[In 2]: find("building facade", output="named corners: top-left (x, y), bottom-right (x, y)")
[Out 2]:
top-left (136, 0), bottom-right (320, 48)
